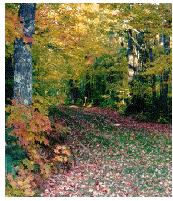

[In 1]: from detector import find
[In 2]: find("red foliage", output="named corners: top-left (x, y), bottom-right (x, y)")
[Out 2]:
top-left (23, 36), bottom-right (36, 44)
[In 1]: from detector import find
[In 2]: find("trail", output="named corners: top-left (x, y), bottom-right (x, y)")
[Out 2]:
top-left (41, 106), bottom-right (172, 197)
top-left (58, 105), bottom-right (172, 136)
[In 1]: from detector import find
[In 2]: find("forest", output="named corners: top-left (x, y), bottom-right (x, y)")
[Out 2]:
top-left (5, 3), bottom-right (172, 197)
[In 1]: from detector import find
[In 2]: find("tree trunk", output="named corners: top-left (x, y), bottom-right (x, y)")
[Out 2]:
top-left (151, 74), bottom-right (157, 119)
top-left (148, 43), bottom-right (157, 119)
top-left (127, 29), bottom-right (133, 69)
top-left (127, 29), bottom-right (135, 83)
top-left (5, 55), bottom-right (13, 104)
top-left (160, 70), bottom-right (170, 115)
top-left (13, 3), bottom-right (36, 105)
top-left (159, 34), bottom-right (170, 115)
top-left (69, 79), bottom-right (75, 104)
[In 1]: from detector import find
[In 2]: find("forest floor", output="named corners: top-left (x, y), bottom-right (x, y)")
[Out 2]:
top-left (41, 105), bottom-right (172, 197)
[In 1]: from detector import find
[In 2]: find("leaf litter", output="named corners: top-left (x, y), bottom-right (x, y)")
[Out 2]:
top-left (41, 106), bottom-right (172, 197)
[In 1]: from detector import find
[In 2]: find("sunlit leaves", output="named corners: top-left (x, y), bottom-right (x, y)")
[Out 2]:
top-left (5, 9), bottom-right (23, 42)
top-left (144, 53), bottom-right (172, 76)
top-left (53, 145), bottom-right (71, 162)
top-left (5, 3), bottom-right (172, 105)
top-left (5, 4), bottom-right (24, 57)
top-left (31, 3), bottom-right (124, 103)
top-left (123, 3), bottom-right (172, 36)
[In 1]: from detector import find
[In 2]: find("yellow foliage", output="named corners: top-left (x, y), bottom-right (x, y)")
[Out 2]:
top-left (62, 149), bottom-right (71, 157)
top-left (75, 22), bottom-right (87, 33)
top-left (53, 145), bottom-right (72, 163)
top-left (5, 169), bottom-right (36, 197)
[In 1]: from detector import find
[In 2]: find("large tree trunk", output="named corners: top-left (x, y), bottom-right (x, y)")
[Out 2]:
top-left (13, 3), bottom-right (36, 105)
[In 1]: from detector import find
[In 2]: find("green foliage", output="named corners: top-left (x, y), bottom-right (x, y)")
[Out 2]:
top-left (158, 113), bottom-right (169, 124)
top-left (117, 101), bottom-right (127, 115)
top-left (75, 98), bottom-right (84, 106)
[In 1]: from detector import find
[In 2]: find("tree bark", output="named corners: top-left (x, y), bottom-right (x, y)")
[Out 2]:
top-left (5, 55), bottom-right (13, 104)
top-left (13, 3), bottom-right (36, 105)
top-left (151, 74), bottom-right (157, 119)
top-left (148, 43), bottom-right (157, 119)
top-left (127, 29), bottom-right (135, 83)
top-left (159, 34), bottom-right (170, 115)
top-left (160, 70), bottom-right (170, 115)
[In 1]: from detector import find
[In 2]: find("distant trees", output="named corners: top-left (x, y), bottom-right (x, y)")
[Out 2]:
top-left (5, 3), bottom-right (172, 122)
top-left (159, 34), bottom-right (171, 116)
top-left (122, 3), bottom-right (172, 121)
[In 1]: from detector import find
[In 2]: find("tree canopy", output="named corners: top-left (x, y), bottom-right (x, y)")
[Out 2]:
top-left (5, 3), bottom-right (172, 121)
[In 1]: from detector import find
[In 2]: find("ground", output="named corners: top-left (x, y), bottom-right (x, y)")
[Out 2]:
top-left (41, 105), bottom-right (172, 197)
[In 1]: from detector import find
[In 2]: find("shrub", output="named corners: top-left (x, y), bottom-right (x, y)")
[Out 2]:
top-left (5, 98), bottom-right (72, 196)
top-left (5, 169), bottom-right (36, 197)
top-left (5, 99), bottom-right (52, 169)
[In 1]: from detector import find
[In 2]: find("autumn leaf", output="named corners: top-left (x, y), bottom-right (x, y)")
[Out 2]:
top-left (10, 180), bottom-right (17, 187)
top-left (22, 137), bottom-right (29, 146)
top-left (43, 138), bottom-right (49, 146)
top-left (13, 120), bottom-right (19, 128)
top-left (11, 99), bottom-right (17, 105)
top-left (23, 36), bottom-right (35, 44)
top-left (14, 129), bottom-right (22, 136)
top-left (62, 149), bottom-right (71, 157)
top-left (18, 169), bottom-right (25, 176)
top-left (20, 123), bottom-right (27, 132)
top-left (6, 174), bottom-right (13, 181)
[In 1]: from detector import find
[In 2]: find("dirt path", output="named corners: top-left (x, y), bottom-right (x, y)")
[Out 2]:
top-left (41, 106), bottom-right (172, 197)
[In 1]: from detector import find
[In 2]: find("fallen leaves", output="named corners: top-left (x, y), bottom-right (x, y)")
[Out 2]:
top-left (38, 105), bottom-right (172, 197)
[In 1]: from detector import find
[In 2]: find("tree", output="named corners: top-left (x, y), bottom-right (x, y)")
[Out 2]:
top-left (159, 34), bottom-right (171, 116)
top-left (13, 3), bottom-right (36, 105)
top-left (120, 3), bottom-right (172, 119)
top-left (5, 3), bottom-right (22, 104)
top-left (6, 3), bottom-right (171, 121)
top-left (31, 3), bottom-right (122, 105)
